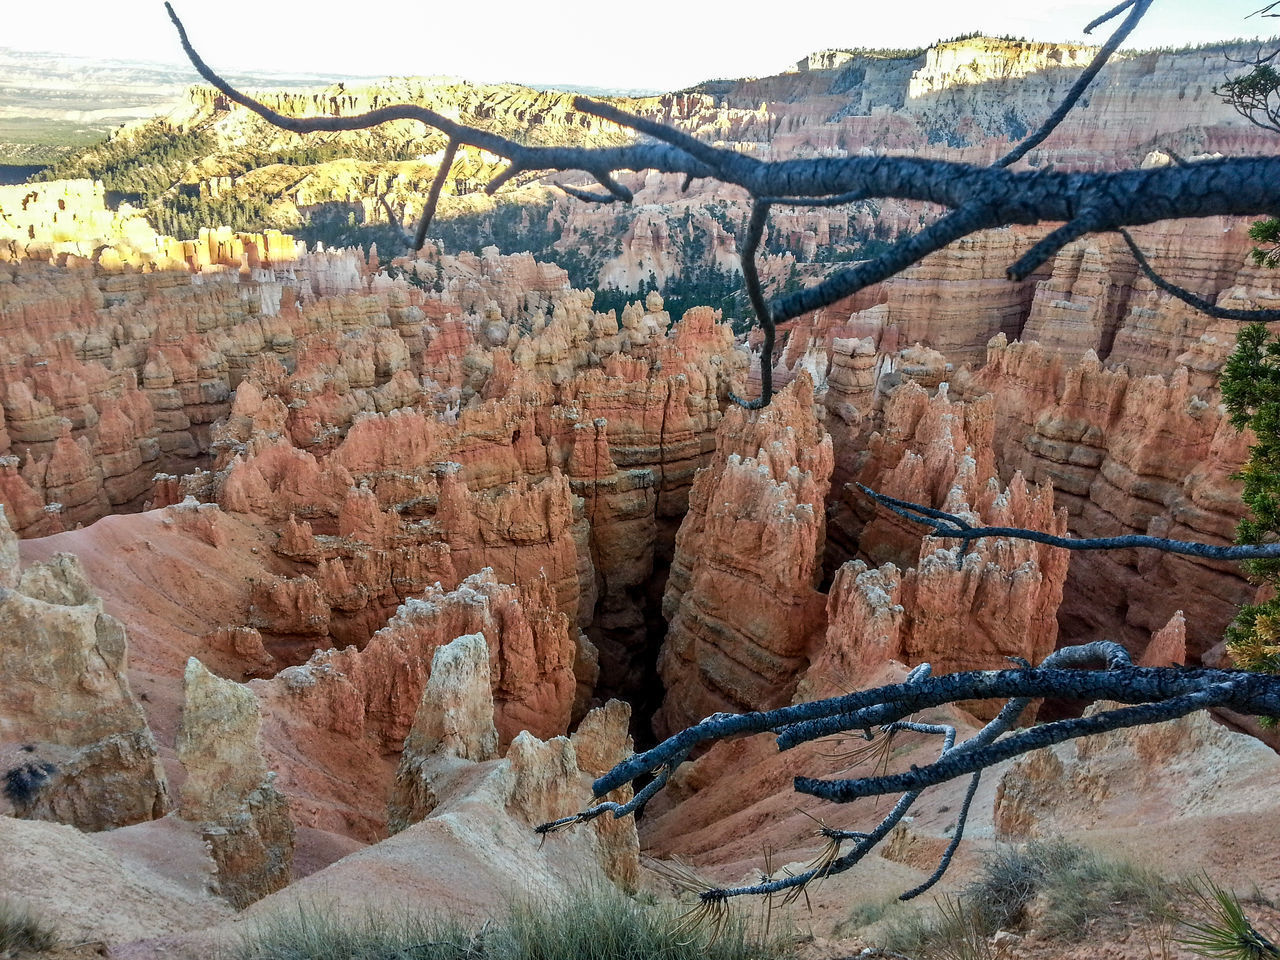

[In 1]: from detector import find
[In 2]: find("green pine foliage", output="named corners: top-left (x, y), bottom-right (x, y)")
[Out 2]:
top-left (1221, 325), bottom-right (1280, 679)
top-left (34, 123), bottom-right (215, 202)
top-left (1216, 42), bottom-right (1280, 683)
top-left (1249, 219), bottom-right (1280, 270)
top-left (34, 119), bottom-right (423, 239)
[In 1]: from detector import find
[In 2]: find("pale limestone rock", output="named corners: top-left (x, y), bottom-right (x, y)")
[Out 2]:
top-left (385, 637), bottom-right (638, 889)
top-left (178, 658), bottom-right (293, 909)
top-left (994, 701), bottom-right (1280, 838)
top-left (387, 633), bottom-right (499, 833)
top-left (407, 633), bottom-right (499, 762)
top-left (0, 504), bottom-right (17, 589)
top-left (0, 552), bottom-right (167, 831)
top-left (570, 699), bottom-right (640, 890)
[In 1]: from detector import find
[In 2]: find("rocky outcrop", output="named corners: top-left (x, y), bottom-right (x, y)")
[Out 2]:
top-left (248, 569), bottom-right (576, 839)
top-left (807, 479), bottom-right (1066, 707)
top-left (657, 374), bottom-right (832, 736)
top-left (0, 514), bottom-right (167, 830)
top-left (807, 494), bottom-right (1064, 710)
top-left (805, 376), bottom-right (1068, 710)
top-left (829, 379), bottom-right (998, 569)
top-left (388, 632), bottom-right (638, 884)
top-left (387, 632), bottom-right (500, 832)
top-left (177, 659), bottom-right (294, 908)
top-left (994, 698), bottom-right (1280, 839)
top-left (955, 335), bottom-right (1252, 657)
top-left (165, 282), bottom-right (747, 710)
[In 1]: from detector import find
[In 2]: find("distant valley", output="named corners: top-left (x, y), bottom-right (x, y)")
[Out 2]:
top-left (0, 47), bottom-right (379, 165)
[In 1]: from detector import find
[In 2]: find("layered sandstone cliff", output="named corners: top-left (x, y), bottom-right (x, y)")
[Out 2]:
top-left (657, 374), bottom-right (832, 735)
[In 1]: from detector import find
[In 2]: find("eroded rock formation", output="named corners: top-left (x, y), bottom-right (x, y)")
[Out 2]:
top-left (658, 374), bottom-right (832, 735)
top-left (0, 508), bottom-right (168, 830)
top-left (177, 659), bottom-right (293, 908)
top-left (3, 34), bottom-right (1280, 952)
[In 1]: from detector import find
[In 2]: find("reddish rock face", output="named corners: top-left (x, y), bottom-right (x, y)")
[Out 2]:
top-left (952, 335), bottom-right (1254, 657)
top-left (245, 569), bottom-right (578, 838)
top-left (803, 380), bottom-right (1068, 715)
top-left (5, 40), bottom-right (1280, 947)
top-left (657, 374), bottom-right (833, 736)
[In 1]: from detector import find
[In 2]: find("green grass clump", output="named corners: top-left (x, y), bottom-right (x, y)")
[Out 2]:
top-left (0, 898), bottom-right (58, 957)
top-left (233, 904), bottom-right (465, 960)
top-left (233, 885), bottom-right (791, 960)
top-left (1036, 848), bottom-right (1171, 940)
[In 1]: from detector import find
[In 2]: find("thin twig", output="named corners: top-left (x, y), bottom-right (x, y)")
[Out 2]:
top-left (858, 483), bottom-right (1280, 560)
top-left (897, 771), bottom-right (981, 900)
top-left (1120, 228), bottom-right (1280, 321)
top-left (795, 682), bottom-right (1241, 802)
top-left (771, 202), bottom-right (990, 324)
top-left (413, 137), bottom-right (458, 251)
top-left (1084, 0), bottom-right (1139, 33)
top-left (729, 200), bottom-right (775, 409)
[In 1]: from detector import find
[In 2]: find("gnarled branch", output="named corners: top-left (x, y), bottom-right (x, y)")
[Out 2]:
top-left (1119, 228), bottom-right (1280, 321)
top-left (165, 1), bottom-right (1280, 411)
top-left (544, 641), bottom-right (1280, 905)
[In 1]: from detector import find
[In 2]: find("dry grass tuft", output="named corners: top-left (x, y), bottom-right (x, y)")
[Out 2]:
top-left (0, 899), bottom-right (58, 958)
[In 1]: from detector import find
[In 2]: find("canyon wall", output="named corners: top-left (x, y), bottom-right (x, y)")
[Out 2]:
top-left (3, 35), bottom-right (1280, 948)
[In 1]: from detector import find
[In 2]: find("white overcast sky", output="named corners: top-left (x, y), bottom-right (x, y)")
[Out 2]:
top-left (6, 0), bottom-right (1277, 90)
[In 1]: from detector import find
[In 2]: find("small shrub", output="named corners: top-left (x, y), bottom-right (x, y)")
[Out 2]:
top-left (876, 904), bottom-right (930, 957)
top-left (233, 885), bottom-right (791, 960)
top-left (961, 841), bottom-right (1066, 930)
top-left (2, 763), bottom-right (56, 808)
top-left (929, 896), bottom-right (996, 960)
top-left (843, 895), bottom-right (901, 932)
top-left (867, 840), bottom-right (1176, 958)
top-left (1038, 851), bottom-right (1172, 939)
top-left (0, 899), bottom-right (58, 957)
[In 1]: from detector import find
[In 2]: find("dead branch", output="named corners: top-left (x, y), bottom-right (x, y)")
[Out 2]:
top-left (164, 1), bottom-right (1280, 409)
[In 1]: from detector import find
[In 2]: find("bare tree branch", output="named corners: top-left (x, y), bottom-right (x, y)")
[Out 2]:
top-left (1008, 207), bottom-right (1108, 279)
top-left (772, 202), bottom-right (992, 322)
top-left (376, 188), bottom-right (412, 247)
top-left (1085, 0), bottom-right (1139, 34)
top-left (794, 682), bottom-right (1240, 802)
top-left (1118, 228), bottom-right (1280, 321)
top-left (897, 770), bottom-right (980, 900)
top-left (544, 639), bottom-right (1280, 905)
top-left (164, 0), bottom-right (1280, 390)
top-left (857, 484), bottom-right (1280, 561)
top-left (413, 138), bottom-right (458, 251)
top-left (758, 190), bottom-right (872, 208)
top-left (729, 200), bottom-right (776, 409)
top-left (996, 0), bottom-right (1154, 169)
top-left (558, 184), bottom-right (623, 205)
